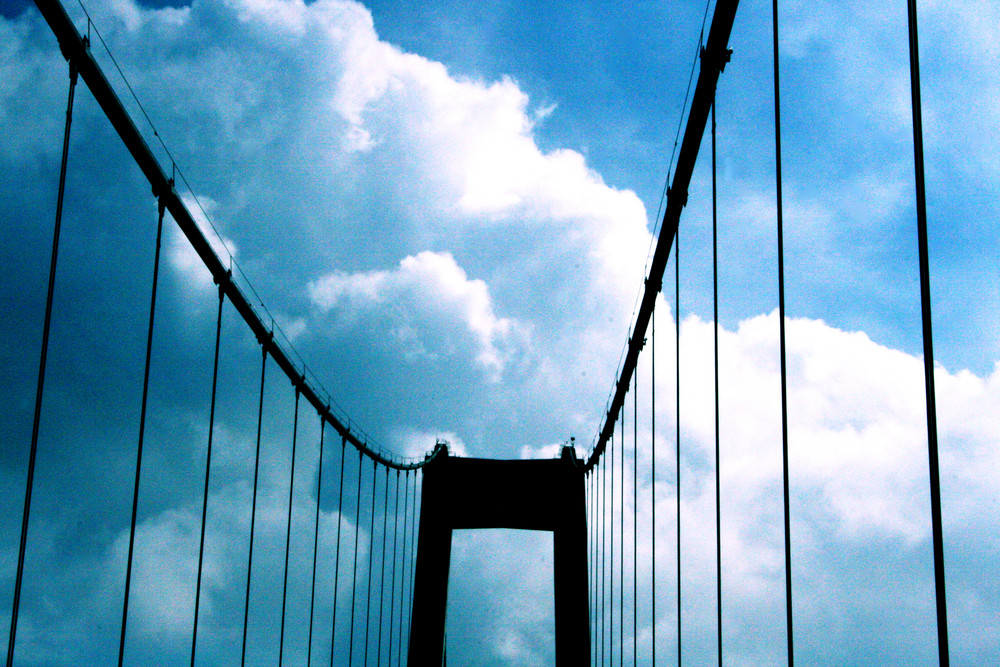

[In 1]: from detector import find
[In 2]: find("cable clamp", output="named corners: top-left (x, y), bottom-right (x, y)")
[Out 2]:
top-left (668, 186), bottom-right (689, 208)
top-left (700, 46), bottom-right (733, 73)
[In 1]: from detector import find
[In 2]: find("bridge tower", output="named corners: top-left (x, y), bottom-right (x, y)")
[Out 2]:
top-left (408, 446), bottom-right (589, 664)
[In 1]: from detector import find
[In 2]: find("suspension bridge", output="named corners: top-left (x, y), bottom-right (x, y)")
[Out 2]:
top-left (1, 0), bottom-right (973, 663)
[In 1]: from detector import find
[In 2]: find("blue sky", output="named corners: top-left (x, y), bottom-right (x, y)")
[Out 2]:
top-left (1, 0), bottom-right (998, 664)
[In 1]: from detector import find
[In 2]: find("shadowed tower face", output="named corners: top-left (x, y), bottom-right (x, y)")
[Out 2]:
top-left (408, 447), bottom-right (590, 665)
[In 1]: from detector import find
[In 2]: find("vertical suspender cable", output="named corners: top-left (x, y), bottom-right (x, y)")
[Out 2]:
top-left (242, 347), bottom-right (268, 666)
top-left (594, 470), bottom-right (599, 666)
top-left (364, 461), bottom-right (377, 665)
top-left (596, 464), bottom-right (601, 664)
top-left (349, 452), bottom-right (363, 665)
top-left (651, 308), bottom-right (656, 666)
top-left (377, 468), bottom-right (390, 664)
top-left (905, 2), bottom-right (949, 663)
top-left (278, 389), bottom-right (301, 667)
top-left (404, 473), bottom-right (415, 658)
top-left (712, 100), bottom-right (723, 666)
top-left (676, 235), bottom-right (682, 666)
top-left (396, 471), bottom-right (410, 667)
top-left (406, 471), bottom-right (420, 656)
top-left (307, 417), bottom-right (326, 666)
top-left (594, 457), bottom-right (608, 666)
top-left (388, 471), bottom-right (400, 667)
top-left (8, 60), bottom-right (78, 667)
top-left (602, 440), bottom-right (607, 665)
top-left (597, 468), bottom-right (602, 666)
top-left (591, 466), bottom-right (604, 667)
top-left (587, 471), bottom-right (592, 663)
top-left (118, 196), bottom-right (166, 666)
top-left (191, 285), bottom-right (225, 667)
top-left (608, 428), bottom-right (615, 665)
top-left (592, 471), bottom-right (598, 665)
top-left (331, 436), bottom-right (347, 666)
top-left (771, 2), bottom-right (795, 663)
top-left (620, 400), bottom-right (625, 665)
top-left (632, 369), bottom-right (638, 663)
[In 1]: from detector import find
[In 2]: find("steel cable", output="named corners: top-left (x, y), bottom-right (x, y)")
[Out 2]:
top-left (348, 452), bottom-right (363, 664)
top-left (7, 61), bottom-right (78, 667)
top-left (118, 196), bottom-right (166, 666)
top-left (405, 471), bottom-right (420, 657)
top-left (771, 2), bottom-right (795, 662)
top-left (191, 285), bottom-right (225, 667)
top-left (676, 234), bottom-right (682, 666)
top-left (651, 308), bottom-right (656, 666)
top-left (388, 471), bottom-right (400, 667)
top-left (620, 401), bottom-right (625, 666)
top-left (307, 417), bottom-right (326, 666)
top-left (363, 462), bottom-right (378, 665)
top-left (633, 368), bottom-right (638, 663)
top-left (906, 1), bottom-right (949, 662)
top-left (713, 100), bottom-right (724, 666)
top-left (278, 389), bottom-right (301, 666)
top-left (377, 468), bottom-right (390, 664)
top-left (602, 442), bottom-right (607, 665)
top-left (242, 348), bottom-right (268, 666)
top-left (611, 426), bottom-right (616, 665)
top-left (396, 471), bottom-right (410, 667)
top-left (330, 436), bottom-right (347, 666)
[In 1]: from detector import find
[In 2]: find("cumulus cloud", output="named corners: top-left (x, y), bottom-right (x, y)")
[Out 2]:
top-left (308, 251), bottom-right (525, 375)
top-left (451, 311), bottom-right (1000, 664)
top-left (2, 0), bottom-right (998, 664)
top-left (448, 529), bottom-right (555, 665)
top-left (389, 426), bottom-right (469, 460)
top-left (167, 193), bottom-right (238, 292)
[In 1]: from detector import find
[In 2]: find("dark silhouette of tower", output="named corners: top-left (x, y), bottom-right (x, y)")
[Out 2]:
top-left (408, 446), bottom-right (589, 664)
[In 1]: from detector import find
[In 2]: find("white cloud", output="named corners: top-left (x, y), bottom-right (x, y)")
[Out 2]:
top-left (389, 427), bottom-right (468, 460)
top-left (167, 194), bottom-right (238, 292)
top-left (309, 251), bottom-right (524, 375)
top-left (2, 0), bottom-right (999, 663)
top-left (453, 309), bottom-right (1000, 663)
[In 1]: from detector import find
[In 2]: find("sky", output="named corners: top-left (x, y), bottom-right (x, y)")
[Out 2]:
top-left (1, 0), bottom-right (998, 664)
